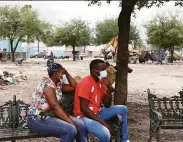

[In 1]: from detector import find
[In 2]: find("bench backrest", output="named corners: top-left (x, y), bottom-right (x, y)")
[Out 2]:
top-left (148, 89), bottom-right (183, 119)
top-left (0, 95), bottom-right (30, 129)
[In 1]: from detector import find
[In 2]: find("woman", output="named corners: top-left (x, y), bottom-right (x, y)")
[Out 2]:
top-left (27, 63), bottom-right (88, 142)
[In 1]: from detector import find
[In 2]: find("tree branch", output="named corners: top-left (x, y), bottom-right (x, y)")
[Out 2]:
top-left (13, 36), bottom-right (23, 52)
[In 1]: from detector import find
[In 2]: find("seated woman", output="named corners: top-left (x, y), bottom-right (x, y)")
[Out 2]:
top-left (27, 63), bottom-right (88, 142)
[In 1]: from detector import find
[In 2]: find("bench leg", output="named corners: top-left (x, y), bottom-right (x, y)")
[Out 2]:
top-left (116, 129), bottom-right (121, 142)
top-left (149, 121), bottom-right (159, 142)
top-left (148, 122), bottom-right (153, 142)
top-left (11, 140), bottom-right (16, 142)
top-left (156, 128), bottom-right (160, 142)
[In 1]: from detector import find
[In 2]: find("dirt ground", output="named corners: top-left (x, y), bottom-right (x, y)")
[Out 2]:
top-left (0, 58), bottom-right (183, 142)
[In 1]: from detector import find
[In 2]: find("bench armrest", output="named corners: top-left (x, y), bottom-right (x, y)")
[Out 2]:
top-left (152, 110), bottom-right (163, 121)
top-left (150, 109), bottom-right (163, 125)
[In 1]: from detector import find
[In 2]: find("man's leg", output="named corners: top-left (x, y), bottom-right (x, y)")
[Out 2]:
top-left (70, 116), bottom-right (88, 142)
top-left (98, 105), bottom-right (129, 141)
top-left (81, 117), bottom-right (111, 142)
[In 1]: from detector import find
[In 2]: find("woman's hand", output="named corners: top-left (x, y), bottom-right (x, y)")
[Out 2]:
top-left (62, 67), bottom-right (67, 74)
top-left (41, 103), bottom-right (50, 111)
top-left (62, 68), bottom-right (77, 92)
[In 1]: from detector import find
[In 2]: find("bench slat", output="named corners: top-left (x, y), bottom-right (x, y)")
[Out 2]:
top-left (0, 128), bottom-right (49, 140)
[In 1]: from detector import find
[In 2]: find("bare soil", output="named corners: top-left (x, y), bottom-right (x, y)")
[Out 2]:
top-left (1, 58), bottom-right (183, 142)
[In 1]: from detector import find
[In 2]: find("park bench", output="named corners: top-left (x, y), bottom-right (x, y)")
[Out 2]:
top-left (0, 95), bottom-right (121, 142)
top-left (148, 88), bottom-right (183, 142)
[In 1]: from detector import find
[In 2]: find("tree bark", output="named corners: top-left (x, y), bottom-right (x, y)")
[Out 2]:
top-left (171, 46), bottom-right (174, 63)
top-left (84, 46), bottom-right (86, 53)
top-left (38, 38), bottom-right (40, 52)
top-left (10, 37), bottom-right (22, 62)
top-left (10, 40), bottom-right (15, 62)
top-left (73, 45), bottom-right (76, 61)
top-left (114, 0), bottom-right (137, 105)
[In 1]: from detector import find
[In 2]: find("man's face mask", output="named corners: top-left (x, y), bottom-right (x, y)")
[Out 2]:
top-left (99, 70), bottom-right (107, 80)
top-left (93, 69), bottom-right (107, 80)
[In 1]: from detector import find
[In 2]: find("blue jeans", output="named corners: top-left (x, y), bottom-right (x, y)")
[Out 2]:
top-left (27, 115), bottom-right (88, 142)
top-left (82, 105), bottom-right (129, 142)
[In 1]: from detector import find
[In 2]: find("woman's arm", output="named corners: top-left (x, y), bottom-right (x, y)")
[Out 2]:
top-left (62, 69), bottom-right (77, 92)
top-left (44, 86), bottom-right (76, 127)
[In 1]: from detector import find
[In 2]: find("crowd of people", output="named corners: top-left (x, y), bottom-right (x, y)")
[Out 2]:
top-left (27, 59), bottom-right (130, 142)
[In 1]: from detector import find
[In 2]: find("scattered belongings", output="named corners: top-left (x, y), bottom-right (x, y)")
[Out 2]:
top-left (0, 70), bottom-right (27, 86)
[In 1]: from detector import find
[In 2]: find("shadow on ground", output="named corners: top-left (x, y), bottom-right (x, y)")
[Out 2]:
top-left (127, 102), bottom-right (183, 142)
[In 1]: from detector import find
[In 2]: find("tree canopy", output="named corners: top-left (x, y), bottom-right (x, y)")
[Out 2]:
top-left (88, 0), bottom-right (183, 105)
top-left (94, 18), bottom-right (142, 48)
top-left (49, 19), bottom-right (92, 60)
top-left (145, 13), bottom-right (183, 51)
top-left (0, 5), bottom-right (51, 61)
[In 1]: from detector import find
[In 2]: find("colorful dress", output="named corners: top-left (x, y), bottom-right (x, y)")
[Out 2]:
top-left (28, 77), bottom-right (62, 116)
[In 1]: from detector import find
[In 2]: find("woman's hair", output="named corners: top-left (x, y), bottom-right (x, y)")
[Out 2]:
top-left (47, 63), bottom-right (63, 77)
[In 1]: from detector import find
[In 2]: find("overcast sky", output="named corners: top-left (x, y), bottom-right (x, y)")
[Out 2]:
top-left (0, 1), bottom-right (182, 44)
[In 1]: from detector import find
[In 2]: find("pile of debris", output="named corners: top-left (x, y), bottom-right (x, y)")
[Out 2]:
top-left (0, 70), bottom-right (27, 86)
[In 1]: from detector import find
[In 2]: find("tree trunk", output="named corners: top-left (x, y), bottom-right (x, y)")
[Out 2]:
top-left (114, 0), bottom-right (137, 105)
top-left (10, 37), bottom-right (22, 62)
top-left (9, 40), bottom-right (15, 62)
top-left (73, 46), bottom-right (76, 61)
top-left (84, 46), bottom-right (86, 53)
top-left (171, 46), bottom-right (174, 63)
top-left (38, 38), bottom-right (40, 52)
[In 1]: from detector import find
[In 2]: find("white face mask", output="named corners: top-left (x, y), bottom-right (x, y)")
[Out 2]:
top-left (60, 74), bottom-right (67, 84)
top-left (98, 70), bottom-right (107, 80)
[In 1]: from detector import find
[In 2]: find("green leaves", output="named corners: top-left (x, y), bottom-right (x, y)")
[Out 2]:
top-left (94, 18), bottom-right (142, 47)
top-left (95, 18), bottom-right (118, 45)
top-left (145, 13), bottom-right (183, 49)
top-left (52, 19), bottom-right (92, 48)
top-left (0, 5), bottom-right (53, 61)
top-left (0, 4), bottom-right (53, 46)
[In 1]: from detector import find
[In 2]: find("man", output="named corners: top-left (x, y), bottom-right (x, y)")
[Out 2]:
top-left (74, 59), bottom-right (130, 142)
top-left (165, 48), bottom-right (170, 64)
top-left (15, 58), bottom-right (24, 66)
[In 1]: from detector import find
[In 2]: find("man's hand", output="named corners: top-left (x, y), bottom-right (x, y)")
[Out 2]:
top-left (101, 78), bottom-right (111, 87)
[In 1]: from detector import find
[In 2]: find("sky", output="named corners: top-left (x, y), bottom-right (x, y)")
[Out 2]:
top-left (0, 1), bottom-right (183, 45)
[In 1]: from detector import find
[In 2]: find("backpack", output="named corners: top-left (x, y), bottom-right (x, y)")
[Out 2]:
top-left (59, 91), bottom-right (74, 115)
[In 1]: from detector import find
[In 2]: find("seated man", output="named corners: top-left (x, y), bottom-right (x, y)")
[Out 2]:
top-left (74, 59), bottom-right (130, 142)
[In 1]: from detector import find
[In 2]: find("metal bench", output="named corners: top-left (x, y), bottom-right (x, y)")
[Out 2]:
top-left (0, 95), bottom-right (121, 142)
top-left (0, 95), bottom-right (49, 142)
top-left (148, 89), bottom-right (183, 142)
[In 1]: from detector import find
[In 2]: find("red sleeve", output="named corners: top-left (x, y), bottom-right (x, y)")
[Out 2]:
top-left (77, 81), bottom-right (91, 100)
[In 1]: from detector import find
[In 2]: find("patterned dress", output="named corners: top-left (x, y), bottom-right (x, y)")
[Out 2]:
top-left (28, 77), bottom-right (62, 116)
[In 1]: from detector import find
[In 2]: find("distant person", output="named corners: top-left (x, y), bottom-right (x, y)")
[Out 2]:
top-left (165, 48), bottom-right (170, 64)
top-left (50, 50), bottom-right (54, 59)
top-left (15, 58), bottom-right (24, 66)
top-left (47, 58), bottom-right (54, 67)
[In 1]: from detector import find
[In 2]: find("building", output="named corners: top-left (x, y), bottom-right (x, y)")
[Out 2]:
top-left (0, 39), bottom-right (24, 60)
top-left (22, 42), bottom-right (66, 58)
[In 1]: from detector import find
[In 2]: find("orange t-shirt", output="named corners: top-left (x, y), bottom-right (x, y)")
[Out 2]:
top-left (74, 75), bottom-right (107, 118)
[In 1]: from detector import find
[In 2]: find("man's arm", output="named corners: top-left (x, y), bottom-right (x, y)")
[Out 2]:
top-left (101, 78), bottom-right (112, 107)
top-left (102, 86), bottom-right (112, 107)
top-left (80, 97), bottom-right (110, 131)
